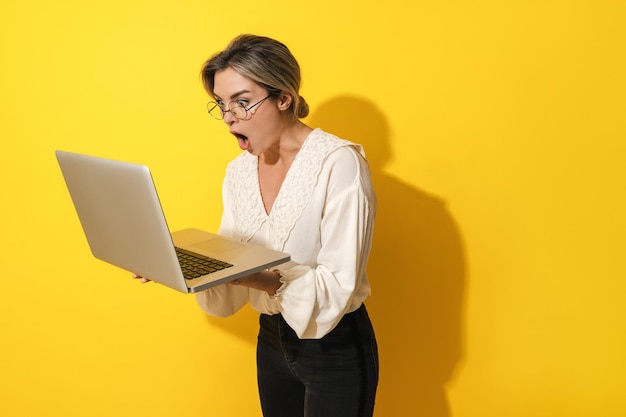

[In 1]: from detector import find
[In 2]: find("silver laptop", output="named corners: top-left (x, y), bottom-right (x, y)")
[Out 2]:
top-left (56, 150), bottom-right (290, 294)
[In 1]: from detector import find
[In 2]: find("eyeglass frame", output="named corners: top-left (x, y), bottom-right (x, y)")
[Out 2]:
top-left (206, 95), bottom-right (271, 120)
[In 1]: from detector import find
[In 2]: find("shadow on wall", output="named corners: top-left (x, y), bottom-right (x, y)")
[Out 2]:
top-left (205, 95), bottom-right (467, 417)
top-left (310, 96), bottom-right (467, 417)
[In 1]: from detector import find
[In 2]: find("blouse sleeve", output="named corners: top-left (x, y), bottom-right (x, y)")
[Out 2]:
top-left (271, 148), bottom-right (376, 338)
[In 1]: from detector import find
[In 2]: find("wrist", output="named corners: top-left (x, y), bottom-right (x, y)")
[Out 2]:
top-left (266, 270), bottom-right (282, 296)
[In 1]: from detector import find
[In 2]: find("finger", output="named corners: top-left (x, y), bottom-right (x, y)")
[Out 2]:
top-left (132, 274), bottom-right (151, 283)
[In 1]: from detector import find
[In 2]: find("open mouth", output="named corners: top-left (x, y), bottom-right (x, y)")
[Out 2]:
top-left (233, 133), bottom-right (249, 150)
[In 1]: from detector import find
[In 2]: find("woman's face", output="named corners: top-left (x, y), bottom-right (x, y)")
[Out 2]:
top-left (212, 67), bottom-right (287, 155)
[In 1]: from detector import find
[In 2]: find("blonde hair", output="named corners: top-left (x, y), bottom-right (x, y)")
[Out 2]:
top-left (200, 34), bottom-right (309, 119)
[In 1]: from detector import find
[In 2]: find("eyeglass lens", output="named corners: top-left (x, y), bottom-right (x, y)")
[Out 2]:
top-left (207, 101), bottom-right (248, 120)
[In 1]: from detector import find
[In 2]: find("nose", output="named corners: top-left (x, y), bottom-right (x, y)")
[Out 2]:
top-left (222, 108), bottom-right (237, 125)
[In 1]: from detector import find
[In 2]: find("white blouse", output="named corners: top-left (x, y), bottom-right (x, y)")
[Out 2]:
top-left (195, 128), bottom-right (376, 339)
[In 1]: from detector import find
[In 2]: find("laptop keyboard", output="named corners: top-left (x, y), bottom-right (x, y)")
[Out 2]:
top-left (175, 247), bottom-right (234, 280)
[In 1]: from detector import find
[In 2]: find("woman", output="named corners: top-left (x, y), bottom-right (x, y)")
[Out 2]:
top-left (143, 34), bottom-right (379, 417)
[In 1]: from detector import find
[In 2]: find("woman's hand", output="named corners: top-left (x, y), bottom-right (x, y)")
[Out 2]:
top-left (229, 270), bottom-right (282, 296)
top-left (132, 273), bottom-right (151, 284)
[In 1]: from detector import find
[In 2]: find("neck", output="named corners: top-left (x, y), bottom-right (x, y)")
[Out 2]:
top-left (261, 121), bottom-right (312, 166)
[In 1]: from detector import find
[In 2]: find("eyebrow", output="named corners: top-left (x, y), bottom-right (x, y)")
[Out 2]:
top-left (214, 89), bottom-right (253, 101)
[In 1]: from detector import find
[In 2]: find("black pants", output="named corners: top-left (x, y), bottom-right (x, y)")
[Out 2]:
top-left (257, 305), bottom-right (379, 417)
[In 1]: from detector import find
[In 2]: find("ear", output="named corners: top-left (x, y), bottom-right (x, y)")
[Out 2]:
top-left (277, 92), bottom-right (293, 111)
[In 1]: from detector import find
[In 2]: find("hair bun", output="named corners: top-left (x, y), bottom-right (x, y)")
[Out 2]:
top-left (297, 96), bottom-right (309, 118)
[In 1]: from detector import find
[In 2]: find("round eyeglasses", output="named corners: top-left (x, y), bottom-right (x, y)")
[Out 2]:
top-left (207, 96), bottom-right (270, 120)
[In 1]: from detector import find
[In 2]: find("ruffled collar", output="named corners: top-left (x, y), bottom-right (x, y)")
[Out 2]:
top-left (225, 128), bottom-right (362, 250)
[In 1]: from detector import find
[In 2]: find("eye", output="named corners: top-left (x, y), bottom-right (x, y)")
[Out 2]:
top-left (236, 99), bottom-right (249, 107)
top-left (216, 99), bottom-right (225, 109)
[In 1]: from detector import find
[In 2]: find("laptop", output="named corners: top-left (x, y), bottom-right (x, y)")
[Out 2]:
top-left (56, 150), bottom-right (290, 294)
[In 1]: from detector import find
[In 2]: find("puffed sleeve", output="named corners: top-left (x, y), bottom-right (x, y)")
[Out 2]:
top-left (195, 282), bottom-right (248, 317)
top-left (271, 148), bottom-right (376, 338)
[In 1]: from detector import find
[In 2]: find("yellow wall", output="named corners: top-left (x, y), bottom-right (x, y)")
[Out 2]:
top-left (1, 1), bottom-right (624, 416)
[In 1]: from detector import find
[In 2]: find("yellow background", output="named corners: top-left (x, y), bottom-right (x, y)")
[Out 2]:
top-left (1, 1), bottom-right (625, 416)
